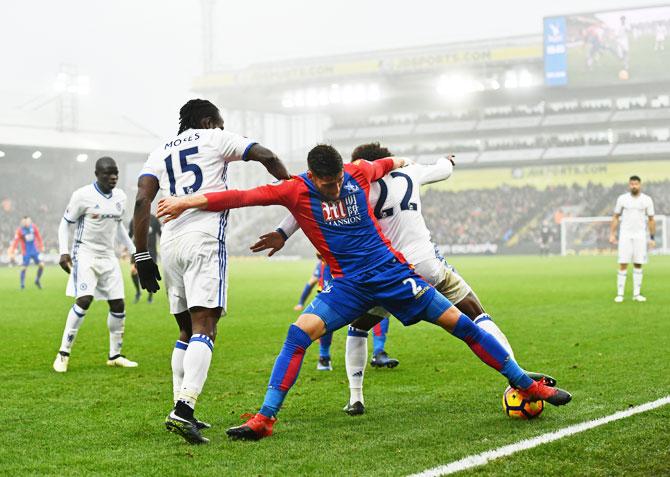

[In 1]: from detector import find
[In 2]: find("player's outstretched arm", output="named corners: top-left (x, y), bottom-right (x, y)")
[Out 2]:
top-left (245, 144), bottom-right (291, 181)
top-left (418, 155), bottom-right (455, 185)
top-left (158, 182), bottom-right (292, 223)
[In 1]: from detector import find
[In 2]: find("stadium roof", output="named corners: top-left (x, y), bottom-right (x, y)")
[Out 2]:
top-left (194, 34), bottom-right (542, 110)
top-left (0, 92), bottom-right (159, 153)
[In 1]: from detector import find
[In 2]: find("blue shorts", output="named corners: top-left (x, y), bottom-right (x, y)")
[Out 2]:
top-left (305, 259), bottom-right (453, 332)
top-left (22, 253), bottom-right (41, 266)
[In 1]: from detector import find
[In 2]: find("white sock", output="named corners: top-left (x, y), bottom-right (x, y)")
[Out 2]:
top-left (59, 304), bottom-right (86, 354)
top-left (617, 271), bottom-right (627, 296)
top-left (107, 311), bottom-right (126, 358)
top-left (172, 341), bottom-right (188, 403)
top-left (345, 327), bottom-right (368, 405)
top-left (633, 269), bottom-right (643, 296)
top-left (474, 314), bottom-right (515, 360)
top-left (178, 334), bottom-right (213, 409)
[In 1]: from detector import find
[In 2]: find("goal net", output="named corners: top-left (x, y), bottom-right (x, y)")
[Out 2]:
top-left (560, 215), bottom-right (669, 256)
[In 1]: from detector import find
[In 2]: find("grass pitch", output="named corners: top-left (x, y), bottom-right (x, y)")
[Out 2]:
top-left (2, 255), bottom-right (669, 476)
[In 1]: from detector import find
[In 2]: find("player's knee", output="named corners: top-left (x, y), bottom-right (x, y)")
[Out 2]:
top-left (295, 313), bottom-right (325, 341)
top-left (76, 296), bottom-right (93, 310)
top-left (108, 299), bottom-right (125, 313)
top-left (456, 294), bottom-right (485, 321)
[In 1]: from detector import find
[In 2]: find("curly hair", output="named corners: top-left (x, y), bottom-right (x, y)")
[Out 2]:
top-left (351, 142), bottom-right (393, 162)
top-left (178, 99), bottom-right (220, 134)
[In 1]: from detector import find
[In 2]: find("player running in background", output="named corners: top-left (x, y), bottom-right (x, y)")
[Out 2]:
top-left (9, 216), bottom-right (45, 289)
top-left (132, 99), bottom-right (290, 445)
top-left (293, 256), bottom-right (322, 311)
top-left (157, 144), bottom-right (572, 440)
top-left (259, 143), bottom-right (539, 415)
top-left (54, 157), bottom-right (137, 373)
top-left (609, 175), bottom-right (655, 303)
top-left (128, 214), bottom-right (161, 303)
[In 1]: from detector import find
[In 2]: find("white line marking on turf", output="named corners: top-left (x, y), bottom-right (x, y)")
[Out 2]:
top-left (409, 395), bottom-right (670, 477)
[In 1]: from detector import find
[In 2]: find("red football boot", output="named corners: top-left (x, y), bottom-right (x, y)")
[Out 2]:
top-left (226, 413), bottom-right (276, 440)
top-left (517, 379), bottom-right (572, 406)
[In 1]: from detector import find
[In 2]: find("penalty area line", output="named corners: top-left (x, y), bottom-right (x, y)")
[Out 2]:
top-left (408, 395), bottom-right (670, 477)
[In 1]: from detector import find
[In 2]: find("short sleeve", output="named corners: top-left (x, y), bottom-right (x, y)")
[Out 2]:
top-left (213, 129), bottom-right (257, 163)
top-left (139, 152), bottom-right (165, 181)
top-left (646, 197), bottom-right (655, 217)
top-left (63, 190), bottom-right (85, 223)
top-left (614, 196), bottom-right (623, 215)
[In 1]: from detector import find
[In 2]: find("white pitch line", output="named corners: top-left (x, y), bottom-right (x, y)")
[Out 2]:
top-left (409, 395), bottom-right (670, 477)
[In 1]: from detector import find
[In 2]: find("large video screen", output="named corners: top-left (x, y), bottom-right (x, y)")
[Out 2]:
top-left (545, 5), bottom-right (670, 86)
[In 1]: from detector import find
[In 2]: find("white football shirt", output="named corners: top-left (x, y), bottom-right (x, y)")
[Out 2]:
top-left (614, 192), bottom-right (654, 236)
top-left (62, 184), bottom-right (128, 256)
top-left (140, 128), bottom-right (256, 244)
top-left (277, 158), bottom-right (453, 266)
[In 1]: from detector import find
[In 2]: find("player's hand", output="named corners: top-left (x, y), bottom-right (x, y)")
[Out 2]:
top-left (250, 231), bottom-right (286, 257)
top-left (157, 196), bottom-right (190, 223)
top-left (59, 254), bottom-right (73, 274)
top-left (446, 154), bottom-right (456, 166)
top-left (649, 239), bottom-right (656, 249)
top-left (609, 234), bottom-right (618, 245)
top-left (133, 251), bottom-right (161, 293)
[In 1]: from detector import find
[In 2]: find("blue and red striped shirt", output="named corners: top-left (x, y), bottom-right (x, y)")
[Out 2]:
top-left (204, 159), bottom-right (406, 278)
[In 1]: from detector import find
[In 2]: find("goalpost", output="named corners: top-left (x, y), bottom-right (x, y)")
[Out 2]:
top-left (560, 215), bottom-right (669, 256)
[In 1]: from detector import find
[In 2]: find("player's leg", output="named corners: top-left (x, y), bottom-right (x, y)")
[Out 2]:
top-left (53, 294), bottom-right (93, 372)
top-left (631, 235), bottom-right (647, 301)
top-left (317, 332), bottom-right (333, 370)
top-left (344, 312), bottom-right (384, 415)
top-left (54, 253), bottom-right (98, 372)
top-left (98, 258), bottom-right (136, 368)
top-left (383, 264), bottom-right (571, 406)
top-left (20, 254), bottom-right (29, 289)
top-left (105, 298), bottom-right (137, 367)
top-left (130, 264), bottom-right (141, 303)
top-left (295, 276), bottom-right (318, 311)
top-left (172, 307), bottom-right (220, 419)
top-left (227, 279), bottom-right (369, 440)
top-left (615, 234), bottom-right (632, 302)
top-left (35, 262), bottom-right (44, 289)
top-left (171, 311), bottom-right (192, 403)
top-left (166, 232), bottom-right (225, 444)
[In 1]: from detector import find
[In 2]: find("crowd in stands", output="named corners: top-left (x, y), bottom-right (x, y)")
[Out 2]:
top-left (2, 171), bottom-right (668, 259)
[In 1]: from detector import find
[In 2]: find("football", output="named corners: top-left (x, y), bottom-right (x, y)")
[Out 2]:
top-left (502, 386), bottom-right (544, 419)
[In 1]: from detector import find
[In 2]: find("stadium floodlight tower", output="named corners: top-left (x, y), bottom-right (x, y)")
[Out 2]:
top-left (53, 64), bottom-right (89, 132)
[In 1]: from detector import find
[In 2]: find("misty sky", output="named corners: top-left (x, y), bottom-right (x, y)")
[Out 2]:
top-left (2, 0), bottom-right (647, 135)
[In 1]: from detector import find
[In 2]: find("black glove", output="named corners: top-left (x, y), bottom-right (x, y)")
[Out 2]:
top-left (134, 251), bottom-right (161, 293)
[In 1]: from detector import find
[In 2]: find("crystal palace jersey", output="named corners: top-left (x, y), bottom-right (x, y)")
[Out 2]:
top-left (203, 159), bottom-right (402, 278)
top-left (140, 128), bottom-right (256, 244)
top-left (12, 224), bottom-right (43, 255)
top-left (277, 158), bottom-right (453, 267)
top-left (62, 183), bottom-right (128, 256)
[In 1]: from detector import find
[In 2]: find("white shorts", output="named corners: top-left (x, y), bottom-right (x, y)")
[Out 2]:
top-left (162, 231), bottom-right (228, 315)
top-left (618, 234), bottom-right (647, 264)
top-left (67, 252), bottom-right (124, 301)
top-left (414, 257), bottom-right (472, 305)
